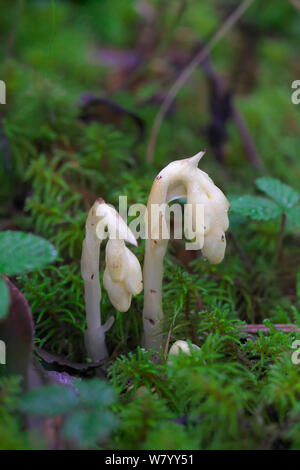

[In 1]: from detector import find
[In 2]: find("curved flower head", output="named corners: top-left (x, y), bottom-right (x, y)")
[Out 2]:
top-left (103, 239), bottom-right (143, 312)
top-left (94, 199), bottom-right (137, 246)
top-left (191, 161), bottom-right (230, 264)
top-left (148, 151), bottom-right (230, 263)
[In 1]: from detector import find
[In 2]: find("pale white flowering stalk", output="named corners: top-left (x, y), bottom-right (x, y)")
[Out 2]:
top-left (142, 151), bottom-right (230, 350)
top-left (81, 198), bottom-right (142, 362)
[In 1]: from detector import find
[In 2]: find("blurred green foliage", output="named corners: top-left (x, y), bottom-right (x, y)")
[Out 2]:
top-left (20, 377), bottom-right (118, 449)
top-left (0, 377), bottom-right (30, 450)
top-left (0, 0), bottom-right (299, 451)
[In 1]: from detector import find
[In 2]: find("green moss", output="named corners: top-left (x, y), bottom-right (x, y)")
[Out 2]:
top-left (0, 0), bottom-right (299, 450)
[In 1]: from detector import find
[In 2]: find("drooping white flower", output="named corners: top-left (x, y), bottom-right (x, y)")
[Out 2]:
top-left (103, 239), bottom-right (143, 312)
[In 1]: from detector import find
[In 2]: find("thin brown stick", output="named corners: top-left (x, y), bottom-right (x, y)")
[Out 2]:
top-left (146, 0), bottom-right (256, 164)
top-left (164, 325), bottom-right (173, 358)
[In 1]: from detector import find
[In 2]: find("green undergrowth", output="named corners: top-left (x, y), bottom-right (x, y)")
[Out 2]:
top-left (0, 0), bottom-right (299, 451)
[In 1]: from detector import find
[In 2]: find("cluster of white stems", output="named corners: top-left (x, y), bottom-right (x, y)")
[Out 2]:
top-left (81, 152), bottom-right (229, 361)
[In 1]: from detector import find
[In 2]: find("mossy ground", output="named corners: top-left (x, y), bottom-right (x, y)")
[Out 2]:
top-left (0, 0), bottom-right (299, 450)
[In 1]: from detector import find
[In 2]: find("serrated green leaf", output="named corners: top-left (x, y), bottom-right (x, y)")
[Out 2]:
top-left (286, 206), bottom-right (300, 228)
top-left (20, 385), bottom-right (78, 416)
top-left (0, 277), bottom-right (10, 320)
top-left (230, 196), bottom-right (282, 221)
top-left (255, 177), bottom-right (299, 209)
top-left (63, 410), bottom-right (117, 448)
top-left (0, 231), bottom-right (57, 275)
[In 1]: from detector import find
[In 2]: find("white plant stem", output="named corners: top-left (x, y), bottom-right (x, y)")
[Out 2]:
top-left (81, 201), bottom-right (113, 362)
top-left (143, 236), bottom-right (167, 350)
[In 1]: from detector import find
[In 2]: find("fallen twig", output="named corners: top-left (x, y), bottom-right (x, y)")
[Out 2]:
top-left (164, 325), bottom-right (173, 358)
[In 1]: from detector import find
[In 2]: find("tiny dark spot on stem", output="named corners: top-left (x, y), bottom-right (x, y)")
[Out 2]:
top-left (150, 289), bottom-right (157, 293)
top-left (156, 175), bottom-right (162, 180)
top-left (91, 274), bottom-right (94, 280)
top-left (221, 234), bottom-right (225, 242)
top-left (146, 317), bottom-right (155, 325)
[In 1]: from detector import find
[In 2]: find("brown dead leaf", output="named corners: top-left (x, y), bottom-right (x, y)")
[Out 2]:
top-left (0, 277), bottom-right (34, 386)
